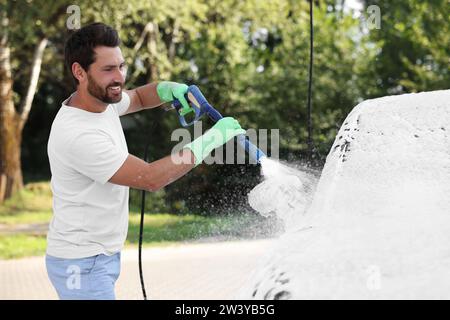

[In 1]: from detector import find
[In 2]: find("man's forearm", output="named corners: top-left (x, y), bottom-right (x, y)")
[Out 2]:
top-left (135, 83), bottom-right (163, 110)
top-left (124, 81), bottom-right (189, 115)
top-left (109, 149), bottom-right (196, 192)
top-left (143, 149), bottom-right (196, 191)
top-left (123, 83), bottom-right (164, 114)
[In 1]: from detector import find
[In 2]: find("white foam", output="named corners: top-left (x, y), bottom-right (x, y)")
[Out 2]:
top-left (248, 158), bottom-right (318, 230)
top-left (239, 90), bottom-right (450, 299)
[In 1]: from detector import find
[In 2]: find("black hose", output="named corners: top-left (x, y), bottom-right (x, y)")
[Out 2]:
top-left (138, 141), bottom-right (151, 300)
top-left (307, 0), bottom-right (314, 161)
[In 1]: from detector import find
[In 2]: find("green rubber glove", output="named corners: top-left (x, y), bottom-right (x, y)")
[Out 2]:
top-left (156, 81), bottom-right (192, 116)
top-left (183, 117), bottom-right (246, 166)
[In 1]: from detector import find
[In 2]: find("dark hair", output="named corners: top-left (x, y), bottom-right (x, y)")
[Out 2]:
top-left (64, 22), bottom-right (120, 84)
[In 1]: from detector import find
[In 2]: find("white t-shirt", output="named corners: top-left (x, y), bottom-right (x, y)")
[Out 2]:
top-left (46, 92), bottom-right (131, 259)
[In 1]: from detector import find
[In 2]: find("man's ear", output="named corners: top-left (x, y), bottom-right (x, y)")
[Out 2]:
top-left (72, 62), bottom-right (87, 83)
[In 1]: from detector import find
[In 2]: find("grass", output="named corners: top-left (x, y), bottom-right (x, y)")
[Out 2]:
top-left (0, 234), bottom-right (48, 259)
top-left (126, 212), bottom-right (264, 245)
top-left (0, 183), bottom-right (52, 259)
top-left (0, 182), bottom-right (276, 259)
top-left (0, 182), bottom-right (53, 224)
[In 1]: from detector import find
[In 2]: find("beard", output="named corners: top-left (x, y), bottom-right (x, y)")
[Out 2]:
top-left (87, 73), bottom-right (122, 104)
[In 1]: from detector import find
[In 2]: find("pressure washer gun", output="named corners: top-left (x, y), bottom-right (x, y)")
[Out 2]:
top-left (171, 85), bottom-right (266, 164)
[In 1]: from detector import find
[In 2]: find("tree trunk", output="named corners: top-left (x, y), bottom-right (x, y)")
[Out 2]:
top-left (146, 22), bottom-right (160, 83)
top-left (0, 11), bottom-right (22, 201)
top-left (0, 10), bottom-right (47, 202)
top-left (0, 104), bottom-right (23, 202)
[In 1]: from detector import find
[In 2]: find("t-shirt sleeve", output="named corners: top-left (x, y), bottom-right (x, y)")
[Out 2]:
top-left (69, 130), bottom-right (129, 184)
top-left (112, 91), bottom-right (131, 116)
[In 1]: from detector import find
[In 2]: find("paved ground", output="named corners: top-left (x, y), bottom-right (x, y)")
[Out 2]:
top-left (0, 222), bottom-right (48, 235)
top-left (0, 238), bottom-right (275, 300)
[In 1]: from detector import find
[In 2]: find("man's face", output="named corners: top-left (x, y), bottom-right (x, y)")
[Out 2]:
top-left (85, 46), bottom-right (127, 104)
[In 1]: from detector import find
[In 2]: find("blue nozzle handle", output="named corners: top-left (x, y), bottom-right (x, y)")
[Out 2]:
top-left (173, 85), bottom-right (267, 164)
top-left (172, 85), bottom-right (223, 125)
top-left (236, 135), bottom-right (266, 164)
top-left (172, 94), bottom-right (204, 127)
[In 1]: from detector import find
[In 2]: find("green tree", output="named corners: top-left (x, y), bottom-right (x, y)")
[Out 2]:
top-left (240, 1), bottom-right (363, 161)
top-left (0, 0), bottom-right (70, 202)
top-left (360, 0), bottom-right (449, 96)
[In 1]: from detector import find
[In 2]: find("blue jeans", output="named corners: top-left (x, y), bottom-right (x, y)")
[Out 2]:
top-left (45, 252), bottom-right (121, 300)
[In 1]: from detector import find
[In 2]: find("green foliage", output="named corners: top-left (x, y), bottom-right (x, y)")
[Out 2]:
top-left (360, 0), bottom-right (449, 95)
top-left (129, 188), bottom-right (172, 213)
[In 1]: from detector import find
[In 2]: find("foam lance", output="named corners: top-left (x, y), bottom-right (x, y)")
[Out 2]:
top-left (172, 85), bottom-right (266, 164)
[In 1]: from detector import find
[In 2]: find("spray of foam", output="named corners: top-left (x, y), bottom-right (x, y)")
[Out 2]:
top-left (248, 157), bottom-right (319, 230)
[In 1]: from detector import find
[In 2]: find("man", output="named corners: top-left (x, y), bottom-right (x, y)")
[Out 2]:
top-left (46, 22), bottom-right (245, 300)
